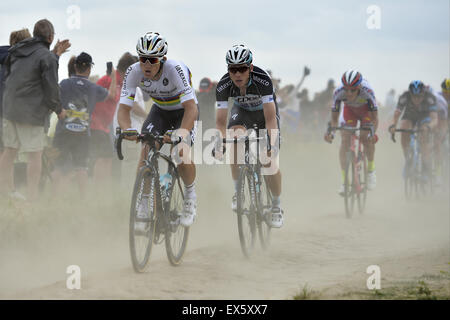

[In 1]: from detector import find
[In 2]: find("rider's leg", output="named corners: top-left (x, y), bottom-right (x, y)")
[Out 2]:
top-left (229, 125), bottom-right (247, 194)
top-left (418, 122), bottom-right (432, 178)
top-left (339, 130), bottom-right (352, 183)
top-left (400, 119), bottom-right (413, 159)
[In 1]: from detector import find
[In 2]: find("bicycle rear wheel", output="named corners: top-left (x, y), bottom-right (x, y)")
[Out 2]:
top-left (165, 173), bottom-right (189, 266)
top-left (256, 174), bottom-right (272, 250)
top-left (237, 166), bottom-right (257, 258)
top-left (344, 152), bottom-right (355, 218)
top-left (129, 167), bottom-right (157, 273)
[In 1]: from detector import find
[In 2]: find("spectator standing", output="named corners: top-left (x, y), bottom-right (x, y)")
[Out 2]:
top-left (0, 29), bottom-right (32, 156)
top-left (0, 19), bottom-right (70, 201)
top-left (90, 52), bottom-right (138, 184)
top-left (52, 52), bottom-right (116, 196)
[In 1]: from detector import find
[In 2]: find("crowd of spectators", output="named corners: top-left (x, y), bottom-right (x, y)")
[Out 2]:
top-left (0, 19), bottom-right (140, 201)
top-left (0, 19), bottom-right (399, 202)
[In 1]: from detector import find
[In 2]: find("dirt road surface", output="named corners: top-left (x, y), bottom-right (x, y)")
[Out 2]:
top-left (0, 135), bottom-right (448, 299)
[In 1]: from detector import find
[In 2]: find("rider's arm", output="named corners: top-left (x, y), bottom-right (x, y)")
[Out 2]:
top-left (215, 108), bottom-right (228, 137)
top-left (391, 93), bottom-right (407, 128)
top-left (117, 64), bottom-right (138, 130)
top-left (391, 109), bottom-right (402, 127)
top-left (330, 110), bottom-right (340, 127)
top-left (179, 98), bottom-right (198, 139)
top-left (370, 110), bottom-right (379, 131)
top-left (330, 87), bottom-right (342, 127)
top-left (263, 101), bottom-right (278, 147)
top-left (429, 111), bottom-right (438, 130)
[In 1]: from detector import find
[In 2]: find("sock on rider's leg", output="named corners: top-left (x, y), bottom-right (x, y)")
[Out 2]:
top-left (233, 179), bottom-right (239, 193)
top-left (272, 195), bottom-right (281, 208)
top-left (184, 182), bottom-right (196, 200)
top-left (368, 161), bottom-right (375, 172)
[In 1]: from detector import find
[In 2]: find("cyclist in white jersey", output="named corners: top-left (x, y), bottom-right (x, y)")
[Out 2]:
top-left (324, 70), bottom-right (379, 195)
top-left (117, 32), bottom-right (199, 229)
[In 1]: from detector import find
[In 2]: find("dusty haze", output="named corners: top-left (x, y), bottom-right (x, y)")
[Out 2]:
top-left (0, 129), bottom-right (448, 299)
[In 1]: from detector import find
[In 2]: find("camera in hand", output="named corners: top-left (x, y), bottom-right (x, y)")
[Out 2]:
top-left (107, 62), bottom-right (113, 75)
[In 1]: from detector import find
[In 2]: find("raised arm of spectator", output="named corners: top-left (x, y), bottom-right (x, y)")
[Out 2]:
top-left (52, 39), bottom-right (71, 57)
top-left (107, 67), bottom-right (117, 100)
top-left (40, 53), bottom-right (63, 117)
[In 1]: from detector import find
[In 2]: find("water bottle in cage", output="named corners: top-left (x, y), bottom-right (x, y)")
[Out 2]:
top-left (159, 172), bottom-right (172, 200)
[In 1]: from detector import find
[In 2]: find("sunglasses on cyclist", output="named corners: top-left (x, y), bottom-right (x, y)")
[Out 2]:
top-left (228, 66), bottom-right (250, 74)
top-left (344, 87), bottom-right (359, 93)
top-left (139, 56), bottom-right (161, 64)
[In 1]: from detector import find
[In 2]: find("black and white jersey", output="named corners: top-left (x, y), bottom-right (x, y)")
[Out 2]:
top-left (215, 66), bottom-right (276, 112)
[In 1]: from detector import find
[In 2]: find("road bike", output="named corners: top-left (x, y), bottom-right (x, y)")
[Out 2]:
top-left (327, 123), bottom-right (374, 218)
top-left (214, 129), bottom-right (273, 258)
top-left (390, 127), bottom-right (433, 199)
top-left (116, 128), bottom-right (189, 272)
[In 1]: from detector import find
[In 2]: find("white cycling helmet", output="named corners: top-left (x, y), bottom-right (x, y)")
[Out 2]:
top-left (136, 32), bottom-right (168, 57)
top-left (226, 44), bottom-right (253, 65)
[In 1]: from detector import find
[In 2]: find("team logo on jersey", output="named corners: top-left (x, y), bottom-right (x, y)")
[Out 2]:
top-left (163, 78), bottom-right (169, 86)
top-left (142, 80), bottom-right (152, 87)
top-left (146, 123), bottom-right (154, 133)
top-left (252, 75), bottom-right (270, 86)
top-left (175, 65), bottom-right (189, 88)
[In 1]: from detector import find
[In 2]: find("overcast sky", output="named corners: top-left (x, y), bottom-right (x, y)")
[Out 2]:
top-left (1, 0), bottom-right (448, 104)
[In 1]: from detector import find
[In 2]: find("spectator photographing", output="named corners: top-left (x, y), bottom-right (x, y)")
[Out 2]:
top-left (90, 52), bottom-right (139, 184)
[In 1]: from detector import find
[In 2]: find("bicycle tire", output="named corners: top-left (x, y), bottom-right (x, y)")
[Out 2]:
top-left (129, 166), bottom-right (157, 273)
top-left (404, 152), bottom-right (414, 200)
top-left (256, 174), bottom-right (271, 250)
top-left (344, 151), bottom-right (355, 218)
top-left (165, 173), bottom-right (189, 266)
top-left (357, 151), bottom-right (368, 214)
top-left (237, 166), bottom-right (257, 258)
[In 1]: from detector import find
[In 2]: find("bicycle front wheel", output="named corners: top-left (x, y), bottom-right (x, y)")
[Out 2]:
top-left (165, 174), bottom-right (189, 266)
top-left (357, 151), bottom-right (368, 214)
top-left (129, 166), bottom-right (157, 273)
top-left (344, 152), bottom-right (355, 219)
top-left (237, 166), bottom-right (257, 258)
top-left (257, 174), bottom-right (272, 250)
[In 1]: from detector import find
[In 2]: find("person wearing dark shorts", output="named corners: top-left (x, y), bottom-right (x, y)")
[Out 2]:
top-left (141, 105), bottom-right (198, 145)
top-left (388, 81), bottom-right (438, 179)
top-left (53, 52), bottom-right (116, 195)
top-left (214, 44), bottom-right (283, 228)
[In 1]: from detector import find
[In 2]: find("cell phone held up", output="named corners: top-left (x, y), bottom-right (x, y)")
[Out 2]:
top-left (107, 62), bottom-right (113, 76)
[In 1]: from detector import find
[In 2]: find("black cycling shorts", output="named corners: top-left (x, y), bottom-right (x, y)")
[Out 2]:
top-left (401, 108), bottom-right (431, 127)
top-left (227, 105), bottom-right (281, 146)
top-left (141, 105), bottom-right (198, 145)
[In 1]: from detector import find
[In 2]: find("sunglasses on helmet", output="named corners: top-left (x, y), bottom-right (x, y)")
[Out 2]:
top-left (228, 66), bottom-right (250, 74)
top-left (139, 56), bottom-right (161, 64)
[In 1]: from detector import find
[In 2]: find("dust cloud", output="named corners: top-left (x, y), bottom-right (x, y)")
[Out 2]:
top-left (0, 129), bottom-right (448, 299)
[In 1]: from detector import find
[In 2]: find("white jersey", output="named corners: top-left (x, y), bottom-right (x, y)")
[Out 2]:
top-left (429, 87), bottom-right (448, 118)
top-left (332, 79), bottom-right (378, 112)
top-left (119, 59), bottom-right (197, 111)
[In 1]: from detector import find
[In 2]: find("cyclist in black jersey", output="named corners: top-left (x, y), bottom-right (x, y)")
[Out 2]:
top-left (214, 45), bottom-right (283, 228)
top-left (388, 81), bottom-right (438, 180)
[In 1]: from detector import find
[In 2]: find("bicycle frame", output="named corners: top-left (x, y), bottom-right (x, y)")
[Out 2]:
top-left (115, 128), bottom-right (189, 270)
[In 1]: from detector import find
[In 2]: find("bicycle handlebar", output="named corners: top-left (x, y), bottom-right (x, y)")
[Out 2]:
top-left (211, 135), bottom-right (266, 157)
top-left (115, 127), bottom-right (177, 161)
top-left (390, 128), bottom-right (419, 143)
